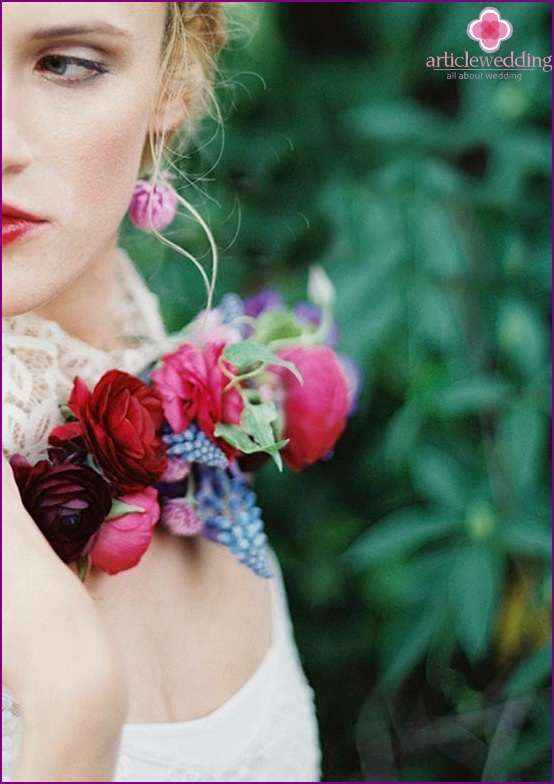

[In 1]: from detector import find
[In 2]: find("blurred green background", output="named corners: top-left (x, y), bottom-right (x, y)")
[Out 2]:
top-left (123, 3), bottom-right (552, 781)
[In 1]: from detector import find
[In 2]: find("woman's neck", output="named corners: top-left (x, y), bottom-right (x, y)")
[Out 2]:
top-left (33, 241), bottom-right (123, 352)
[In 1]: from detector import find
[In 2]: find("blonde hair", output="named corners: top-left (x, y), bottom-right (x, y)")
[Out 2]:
top-left (142, 2), bottom-right (232, 309)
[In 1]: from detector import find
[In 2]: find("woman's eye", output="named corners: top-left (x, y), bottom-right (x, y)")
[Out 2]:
top-left (37, 55), bottom-right (108, 84)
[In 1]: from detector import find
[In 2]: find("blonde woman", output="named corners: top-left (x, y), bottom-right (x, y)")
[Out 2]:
top-left (2, 3), bottom-right (321, 781)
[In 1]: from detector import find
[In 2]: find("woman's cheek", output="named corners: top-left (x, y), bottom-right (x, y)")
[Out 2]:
top-left (70, 96), bottom-right (153, 231)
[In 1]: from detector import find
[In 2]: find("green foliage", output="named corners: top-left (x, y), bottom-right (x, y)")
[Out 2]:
top-left (123, 3), bottom-right (551, 781)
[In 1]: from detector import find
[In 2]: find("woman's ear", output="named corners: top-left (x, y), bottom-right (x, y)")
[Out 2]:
top-left (152, 93), bottom-right (189, 137)
top-left (151, 60), bottom-right (204, 136)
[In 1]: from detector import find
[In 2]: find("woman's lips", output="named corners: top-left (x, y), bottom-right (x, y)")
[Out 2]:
top-left (2, 216), bottom-right (49, 247)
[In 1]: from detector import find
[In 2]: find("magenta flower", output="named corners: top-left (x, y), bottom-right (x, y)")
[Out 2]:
top-left (151, 342), bottom-right (244, 460)
top-left (467, 7), bottom-right (513, 53)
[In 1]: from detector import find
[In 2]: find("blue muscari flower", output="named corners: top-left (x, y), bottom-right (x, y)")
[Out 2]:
top-left (218, 293), bottom-right (244, 325)
top-left (196, 467), bottom-right (274, 579)
top-left (163, 423), bottom-right (228, 469)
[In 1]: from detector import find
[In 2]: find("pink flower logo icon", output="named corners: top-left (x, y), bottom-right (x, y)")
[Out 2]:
top-left (467, 7), bottom-right (513, 53)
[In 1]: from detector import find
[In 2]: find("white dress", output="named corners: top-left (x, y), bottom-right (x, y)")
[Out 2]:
top-left (1, 251), bottom-right (321, 782)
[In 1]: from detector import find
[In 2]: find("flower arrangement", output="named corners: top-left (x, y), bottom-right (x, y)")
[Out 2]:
top-left (11, 268), bottom-right (360, 579)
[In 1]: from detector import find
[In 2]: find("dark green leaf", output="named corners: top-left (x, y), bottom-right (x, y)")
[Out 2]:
top-left (344, 508), bottom-right (460, 570)
top-left (380, 604), bottom-right (444, 686)
top-left (504, 643), bottom-right (552, 697)
top-left (449, 545), bottom-right (504, 661)
top-left (410, 446), bottom-right (469, 509)
top-left (435, 377), bottom-right (513, 416)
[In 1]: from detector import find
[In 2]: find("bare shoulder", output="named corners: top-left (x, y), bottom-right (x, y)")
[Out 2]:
top-left (85, 530), bottom-right (273, 722)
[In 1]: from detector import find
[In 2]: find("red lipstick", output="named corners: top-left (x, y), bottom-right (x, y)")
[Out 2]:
top-left (2, 204), bottom-right (49, 248)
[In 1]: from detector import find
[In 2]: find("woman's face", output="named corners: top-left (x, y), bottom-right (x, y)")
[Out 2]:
top-left (2, 2), bottom-right (169, 317)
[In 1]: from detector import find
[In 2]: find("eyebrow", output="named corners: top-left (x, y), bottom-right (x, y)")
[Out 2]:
top-left (29, 23), bottom-right (134, 41)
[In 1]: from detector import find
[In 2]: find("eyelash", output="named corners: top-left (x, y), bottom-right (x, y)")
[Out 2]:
top-left (36, 54), bottom-right (109, 84)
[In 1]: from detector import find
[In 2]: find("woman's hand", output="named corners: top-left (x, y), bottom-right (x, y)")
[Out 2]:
top-left (2, 454), bottom-right (128, 781)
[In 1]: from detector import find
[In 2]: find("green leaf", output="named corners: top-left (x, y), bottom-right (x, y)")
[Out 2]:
top-left (498, 405), bottom-right (547, 494)
top-left (449, 545), bottom-right (504, 661)
top-left (503, 731), bottom-right (553, 777)
top-left (59, 404), bottom-right (78, 423)
top-left (343, 507), bottom-right (459, 570)
top-left (383, 400), bottom-right (424, 467)
top-left (77, 557), bottom-right (90, 582)
top-left (410, 446), bottom-right (469, 509)
top-left (434, 377), bottom-right (513, 416)
top-left (213, 422), bottom-right (288, 470)
top-left (380, 603), bottom-right (444, 686)
top-left (253, 310), bottom-right (305, 345)
top-left (345, 102), bottom-right (445, 146)
top-left (223, 341), bottom-right (303, 384)
top-left (105, 499), bottom-right (146, 521)
top-left (500, 517), bottom-right (552, 559)
top-left (497, 298), bottom-right (547, 376)
top-left (504, 642), bottom-right (552, 697)
top-left (410, 283), bottom-right (462, 351)
top-left (242, 401), bottom-right (278, 448)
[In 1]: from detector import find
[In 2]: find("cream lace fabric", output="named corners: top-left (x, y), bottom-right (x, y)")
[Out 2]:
top-left (2, 252), bottom-right (321, 782)
top-left (2, 250), bottom-right (168, 462)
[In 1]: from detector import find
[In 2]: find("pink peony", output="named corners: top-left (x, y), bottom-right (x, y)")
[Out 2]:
top-left (273, 346), bottom-right (350, 472)
top-left (151, 342), bottom-right (244, 459)
top-left (90, 487), bottom-right (160, 575)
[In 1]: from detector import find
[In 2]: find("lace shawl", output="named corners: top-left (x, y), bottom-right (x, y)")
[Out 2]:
top-left (2, 250), bottom-right (168, 461)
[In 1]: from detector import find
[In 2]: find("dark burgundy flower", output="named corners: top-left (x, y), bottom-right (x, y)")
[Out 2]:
top-left (50, 370), bottom-right (168, 493)
top-left (10, 454), bottom-right (112, 563)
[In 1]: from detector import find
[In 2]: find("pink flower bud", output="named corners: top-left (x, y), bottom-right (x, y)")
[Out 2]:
top-left (128, 175), bottom-right (178, 232)
top-left (161, 499), bottom-right (203, 537)
top-left (90, 488), bottom-right (160, 575)
top-left (161, 458), bottom-right (191, 483)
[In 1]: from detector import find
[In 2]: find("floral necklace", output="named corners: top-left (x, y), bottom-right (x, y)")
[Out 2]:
top-left (10, 268), bottom-right (360, 580)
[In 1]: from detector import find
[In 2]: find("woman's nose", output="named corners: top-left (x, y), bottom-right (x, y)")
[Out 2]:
top-left (2, 94), bottom-right (33, 175)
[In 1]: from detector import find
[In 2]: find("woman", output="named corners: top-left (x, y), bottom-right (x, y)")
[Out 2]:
top-left (2, 3), bottom-right (321, 781)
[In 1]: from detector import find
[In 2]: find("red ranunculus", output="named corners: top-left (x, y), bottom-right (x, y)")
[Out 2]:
top-left (50, 370), bottom-right (167, 493)
top-left (10, 454), bottom-right (112, 563)
top-left (90, 487), bottom-right (160, 575)
top-left (151, 342), bottom-right (244, 458)
top-left (273, 346), bottom-right (350, 472)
